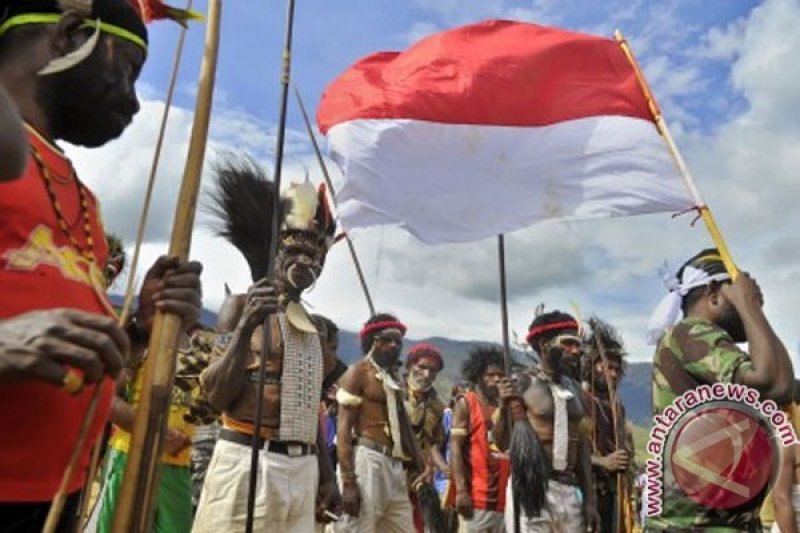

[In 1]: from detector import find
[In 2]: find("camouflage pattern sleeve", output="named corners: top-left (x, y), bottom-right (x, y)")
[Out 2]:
top-left (653, 317), bottom-right (752, 413)
top-left (675, 318), bottom-right (751, 384)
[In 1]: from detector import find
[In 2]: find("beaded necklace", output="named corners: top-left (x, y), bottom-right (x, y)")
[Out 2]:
top-left (29, 144), bottom-right (96, 263)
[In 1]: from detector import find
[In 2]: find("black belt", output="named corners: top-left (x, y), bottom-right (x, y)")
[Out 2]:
top-left (549, 470), bottom-right (578, 486)
top-left (220, 428), bottom-right (317, 456)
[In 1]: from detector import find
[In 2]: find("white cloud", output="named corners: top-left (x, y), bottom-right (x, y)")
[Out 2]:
top-left (82, 0), bottom-right (799, 368)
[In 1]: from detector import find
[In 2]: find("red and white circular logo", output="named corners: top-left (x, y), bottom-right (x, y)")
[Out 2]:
top-left (669, 403), bottom-right (775, 509)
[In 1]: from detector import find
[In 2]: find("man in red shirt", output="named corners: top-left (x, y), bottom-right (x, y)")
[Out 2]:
top-left (450, 346), bottom-right (510, 533)
top-left (0, 1), bottom-right (202, 530)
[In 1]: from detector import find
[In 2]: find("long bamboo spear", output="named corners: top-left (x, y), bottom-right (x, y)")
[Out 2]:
top-left (292, 84), bottom-right (376, 317)
top-left (245, 0), bottom-right (297, 531)
top-left (76, 6), bottom-right (193, 528)
top-left (111, 1), bottom-right (222, 530)
top-left (592, 328), bottom-right (634, 532)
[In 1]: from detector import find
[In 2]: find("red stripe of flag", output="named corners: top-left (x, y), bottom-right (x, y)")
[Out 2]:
top-left (318, 19), bottom-right (653, 134)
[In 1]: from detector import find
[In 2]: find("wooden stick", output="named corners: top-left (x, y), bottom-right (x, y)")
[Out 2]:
top-left (42, 386), bottom-right (102, 533)
top-left (292, 84), bottom-right (377, 316)
top-left (118, 0), bottom-right (194, 327)
top-left (497, 235), bottom-right (513, 374)
top-left (614, 29), bottom-right (739, 280)
top-left (71, 8), bottom-right (195, 531)
top-left (245, 0), bottom-right (296, 530)
top-left (111, 2), bottom-right (221, 530)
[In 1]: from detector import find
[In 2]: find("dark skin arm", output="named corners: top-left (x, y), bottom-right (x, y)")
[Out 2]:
top-left (431, 445), bottom-right (449, 476)
top-left (336, 365), bottom-right (363, 517)
top-left (449, 396), bottom-right (473, 519)
top-left (315, 418), bottom-right (342, 522)
top-left (577, 433), bottom-right (600, 531)
top-left (773, 444), bottom-right (798, 533)
top-left (722, 274), bottom-right (793, 402)
top-left (494, 376), bottom-right (517, 451)
top-left (202, 278), bottom-right (276, 411)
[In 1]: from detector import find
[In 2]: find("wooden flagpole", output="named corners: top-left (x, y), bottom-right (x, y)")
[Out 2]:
top-left (111, 1), bottom-right (222, 530)
top-left (497, 235), bottom-right (513, 374)
top-left (615, 29), bottom-right (739, 280)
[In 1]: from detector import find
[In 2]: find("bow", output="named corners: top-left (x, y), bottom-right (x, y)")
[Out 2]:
top-left (111, 1), bottom-right (222, 529)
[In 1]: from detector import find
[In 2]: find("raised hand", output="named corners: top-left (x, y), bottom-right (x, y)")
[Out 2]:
top-left (137, 255), bottom-right (203, 331)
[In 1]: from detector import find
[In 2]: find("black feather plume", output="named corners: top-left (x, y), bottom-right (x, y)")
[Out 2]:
top-left (510, 417), bottom-right (549, 518)
top-left (205, 153), bottom-right (278, 282)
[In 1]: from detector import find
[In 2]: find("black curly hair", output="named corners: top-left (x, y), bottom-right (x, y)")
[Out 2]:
top-left (582, 316), bottom-right (627, 383)
top-left (461, 345), bottom-right (505, 386)
top-left (311, 314), bottom-right (339, 344)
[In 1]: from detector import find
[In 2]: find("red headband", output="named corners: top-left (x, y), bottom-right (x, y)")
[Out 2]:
top-left (406, 343), bottom-right (443, 370)
top-left (359, 320), bottom-right (407, 341)
top-left (525, 320), bottom-right (579, 344)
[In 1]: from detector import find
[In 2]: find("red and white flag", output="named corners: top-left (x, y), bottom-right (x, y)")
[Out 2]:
top-left (317, 20), bottom-right (695, 244)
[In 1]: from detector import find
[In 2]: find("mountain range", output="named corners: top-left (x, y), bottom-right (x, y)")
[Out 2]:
top-left (112, 296), bottom-right (654, 426)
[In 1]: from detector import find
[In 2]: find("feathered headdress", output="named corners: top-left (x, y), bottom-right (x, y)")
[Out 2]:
top-left (206, 153), bottom-right (278, 283)
top-left (206, 153), bottom-right (338, 283)
top-left (279, 181), bottom-right (337, 255)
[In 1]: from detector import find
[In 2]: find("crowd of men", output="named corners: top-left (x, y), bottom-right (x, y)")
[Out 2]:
top-left (1, 1), bottom-right (798, 532)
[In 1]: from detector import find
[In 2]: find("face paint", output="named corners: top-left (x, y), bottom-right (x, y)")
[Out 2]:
top-left (370, 329), bottom-right (404, 369)
top-left (408, 358), bottom-right (438, 392)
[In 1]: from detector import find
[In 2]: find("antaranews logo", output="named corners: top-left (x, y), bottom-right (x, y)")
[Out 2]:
top-left (645, 383), bottom-right (797, 517)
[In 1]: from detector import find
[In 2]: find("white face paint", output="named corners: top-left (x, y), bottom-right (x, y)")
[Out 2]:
top-left (38, 22), bottom-right (101, 76)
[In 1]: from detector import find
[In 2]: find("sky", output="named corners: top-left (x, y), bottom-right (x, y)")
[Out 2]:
top-left (67, 0), bottom-right (800, 364)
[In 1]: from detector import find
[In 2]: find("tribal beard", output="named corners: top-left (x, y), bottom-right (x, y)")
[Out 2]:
top-left (510, 417), bottom-right (549, 518)
top-left (370, 344), bottom-right (401, 371)
top-left (407, 370), bottom-right (434, 393)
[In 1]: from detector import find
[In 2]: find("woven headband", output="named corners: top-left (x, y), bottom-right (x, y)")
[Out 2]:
top-left (0, 13), bottom-right (147, 51)
top-left (526, 320), bottom-right (579, 344)
top-left (359, 320), bottom-right (407, 341)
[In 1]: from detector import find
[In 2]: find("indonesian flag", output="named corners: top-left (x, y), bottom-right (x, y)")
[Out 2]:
top-left (317, 20), bottom-right (696, 244)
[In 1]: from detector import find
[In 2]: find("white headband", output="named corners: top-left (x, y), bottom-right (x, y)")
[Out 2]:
top-left (645, 265), bottom-right (730, 345)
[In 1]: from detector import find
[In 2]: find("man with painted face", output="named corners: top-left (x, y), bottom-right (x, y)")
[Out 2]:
top-left (498, 310), bottom-right (598, 533)
top-left (449, 345), bottom-right (510, 533)
top-left (193, 157), bottom-right (341, 532)
top-left (582, 317), bottom-right (633, 533)
top-left (0, 1), bottom-right (202, 529)
top-left (403, 343), bottom-right (447, 532)
top-left (646, 249), bottom-right (793, 531)
top-left (334, 313), bottom-right (430, 533)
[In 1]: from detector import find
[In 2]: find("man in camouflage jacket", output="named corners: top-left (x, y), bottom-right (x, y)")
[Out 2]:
top-left (647, 248), bottom-right (793, 531)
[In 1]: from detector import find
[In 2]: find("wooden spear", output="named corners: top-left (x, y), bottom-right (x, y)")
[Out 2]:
top-left (111, 1), bottom-right (222, 530)
top-left (292, 84), bottom-right (376, 317)
top-left (245, 0), bottom-right (297, 530)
